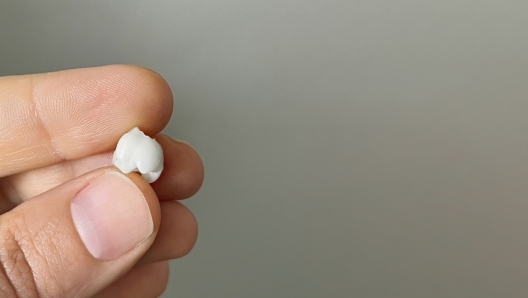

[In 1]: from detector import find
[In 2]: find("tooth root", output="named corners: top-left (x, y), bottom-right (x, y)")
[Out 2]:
top-left (142, 170), bottom-right (162, 184)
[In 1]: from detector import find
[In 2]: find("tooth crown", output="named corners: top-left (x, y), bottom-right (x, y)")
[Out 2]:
top-left (112, 127), bottom-right (164, 183)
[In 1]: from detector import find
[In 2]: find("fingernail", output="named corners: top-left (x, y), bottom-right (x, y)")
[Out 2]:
top-left (71, 172), bottom-right (154, 260)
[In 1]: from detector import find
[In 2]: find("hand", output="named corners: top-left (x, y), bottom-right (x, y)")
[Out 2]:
top-left (0, 65), bottom-right (204, 297)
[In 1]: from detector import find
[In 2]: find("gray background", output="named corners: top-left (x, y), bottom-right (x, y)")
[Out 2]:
top-left (2, 1), bottom-right (528, 297)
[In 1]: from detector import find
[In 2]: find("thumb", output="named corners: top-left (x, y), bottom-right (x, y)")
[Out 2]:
top-left (0, 168), bottom-right (160, 298)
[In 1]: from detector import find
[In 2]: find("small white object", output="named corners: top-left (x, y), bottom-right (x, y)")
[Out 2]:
top-left (112, 127), bottom-right (164, 183)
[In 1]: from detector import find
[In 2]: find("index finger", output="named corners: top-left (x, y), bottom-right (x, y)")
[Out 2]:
top-left (0, 65), bottom-right (173, 177)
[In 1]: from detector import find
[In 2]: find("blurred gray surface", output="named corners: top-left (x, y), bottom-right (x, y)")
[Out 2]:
top-left (3, 1), bottom-right (528, 297)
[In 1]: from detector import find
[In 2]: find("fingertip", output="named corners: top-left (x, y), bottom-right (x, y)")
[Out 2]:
top-left (167, 201), bottom-right (199, 257)
top-left (36, 64), bottom-right (174, 158)
top-left (92, 261), bottom-right (170, 298)
top-left (137, 201), bottom-right (198, 265)
top-left (153, 135), bottom-right (205, 200)
top-left (88, 64), bottom-right (174, 136)
top-left (115, 65), bottom-right (174, 135)
top-left (124, 170), bottom-right (162, 234)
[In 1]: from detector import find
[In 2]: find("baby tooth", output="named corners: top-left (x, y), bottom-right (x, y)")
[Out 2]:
top-left (112, 127), bottom-right (164, 183)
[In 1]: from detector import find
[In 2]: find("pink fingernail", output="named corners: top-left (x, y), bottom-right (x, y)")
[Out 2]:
top-left (71, 172), bottom-right (153, 260)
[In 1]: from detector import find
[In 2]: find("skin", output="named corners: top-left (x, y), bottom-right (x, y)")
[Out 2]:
top-left (0, 65), bottom-right (204, 297)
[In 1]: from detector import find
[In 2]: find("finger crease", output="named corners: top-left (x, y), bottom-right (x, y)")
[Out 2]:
top-left (0, 248), bottom-right (18, 298)
top-left (28, 77), bottom-right (66, 163)
top-left (0, 227), bottom-right (40, 298)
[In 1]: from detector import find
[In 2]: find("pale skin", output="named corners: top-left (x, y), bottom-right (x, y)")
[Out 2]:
top-left (0, 65), bottom-right (204, 297)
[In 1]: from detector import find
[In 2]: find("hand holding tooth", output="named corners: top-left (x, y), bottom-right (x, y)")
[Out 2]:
top-left (112, 127), bottom-right (164, 183)
top-left (0, 66), bottom-right (204, 298)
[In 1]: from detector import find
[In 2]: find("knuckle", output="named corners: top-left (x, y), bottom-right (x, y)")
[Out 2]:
top-left (0, 216), bottom-right (39, 297)
top-left (0, 214), bottom-right (62, 298)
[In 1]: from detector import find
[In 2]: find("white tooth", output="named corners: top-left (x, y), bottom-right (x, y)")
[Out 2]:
top-left (112, 127), bottom-right (164, 183)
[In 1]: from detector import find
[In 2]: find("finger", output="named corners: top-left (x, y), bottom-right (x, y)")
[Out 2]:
top-left (0, 168), bottom-right (161, 297)
top-left (0, 64), bottom-right (173, 177)
top-left (137, 201), bottom-right (198, 265)
top-left (1, 135), bottom-right (204, 203)
top-left (152, 135), bottom-right (204, 200)
top-left (92, 261), bottom-right (169, 298)
top-left (1, 152), bottom-right (113, 204)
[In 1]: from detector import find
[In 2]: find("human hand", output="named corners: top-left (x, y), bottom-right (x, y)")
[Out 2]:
top-left (0, 65), bottom-right (204, 297)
